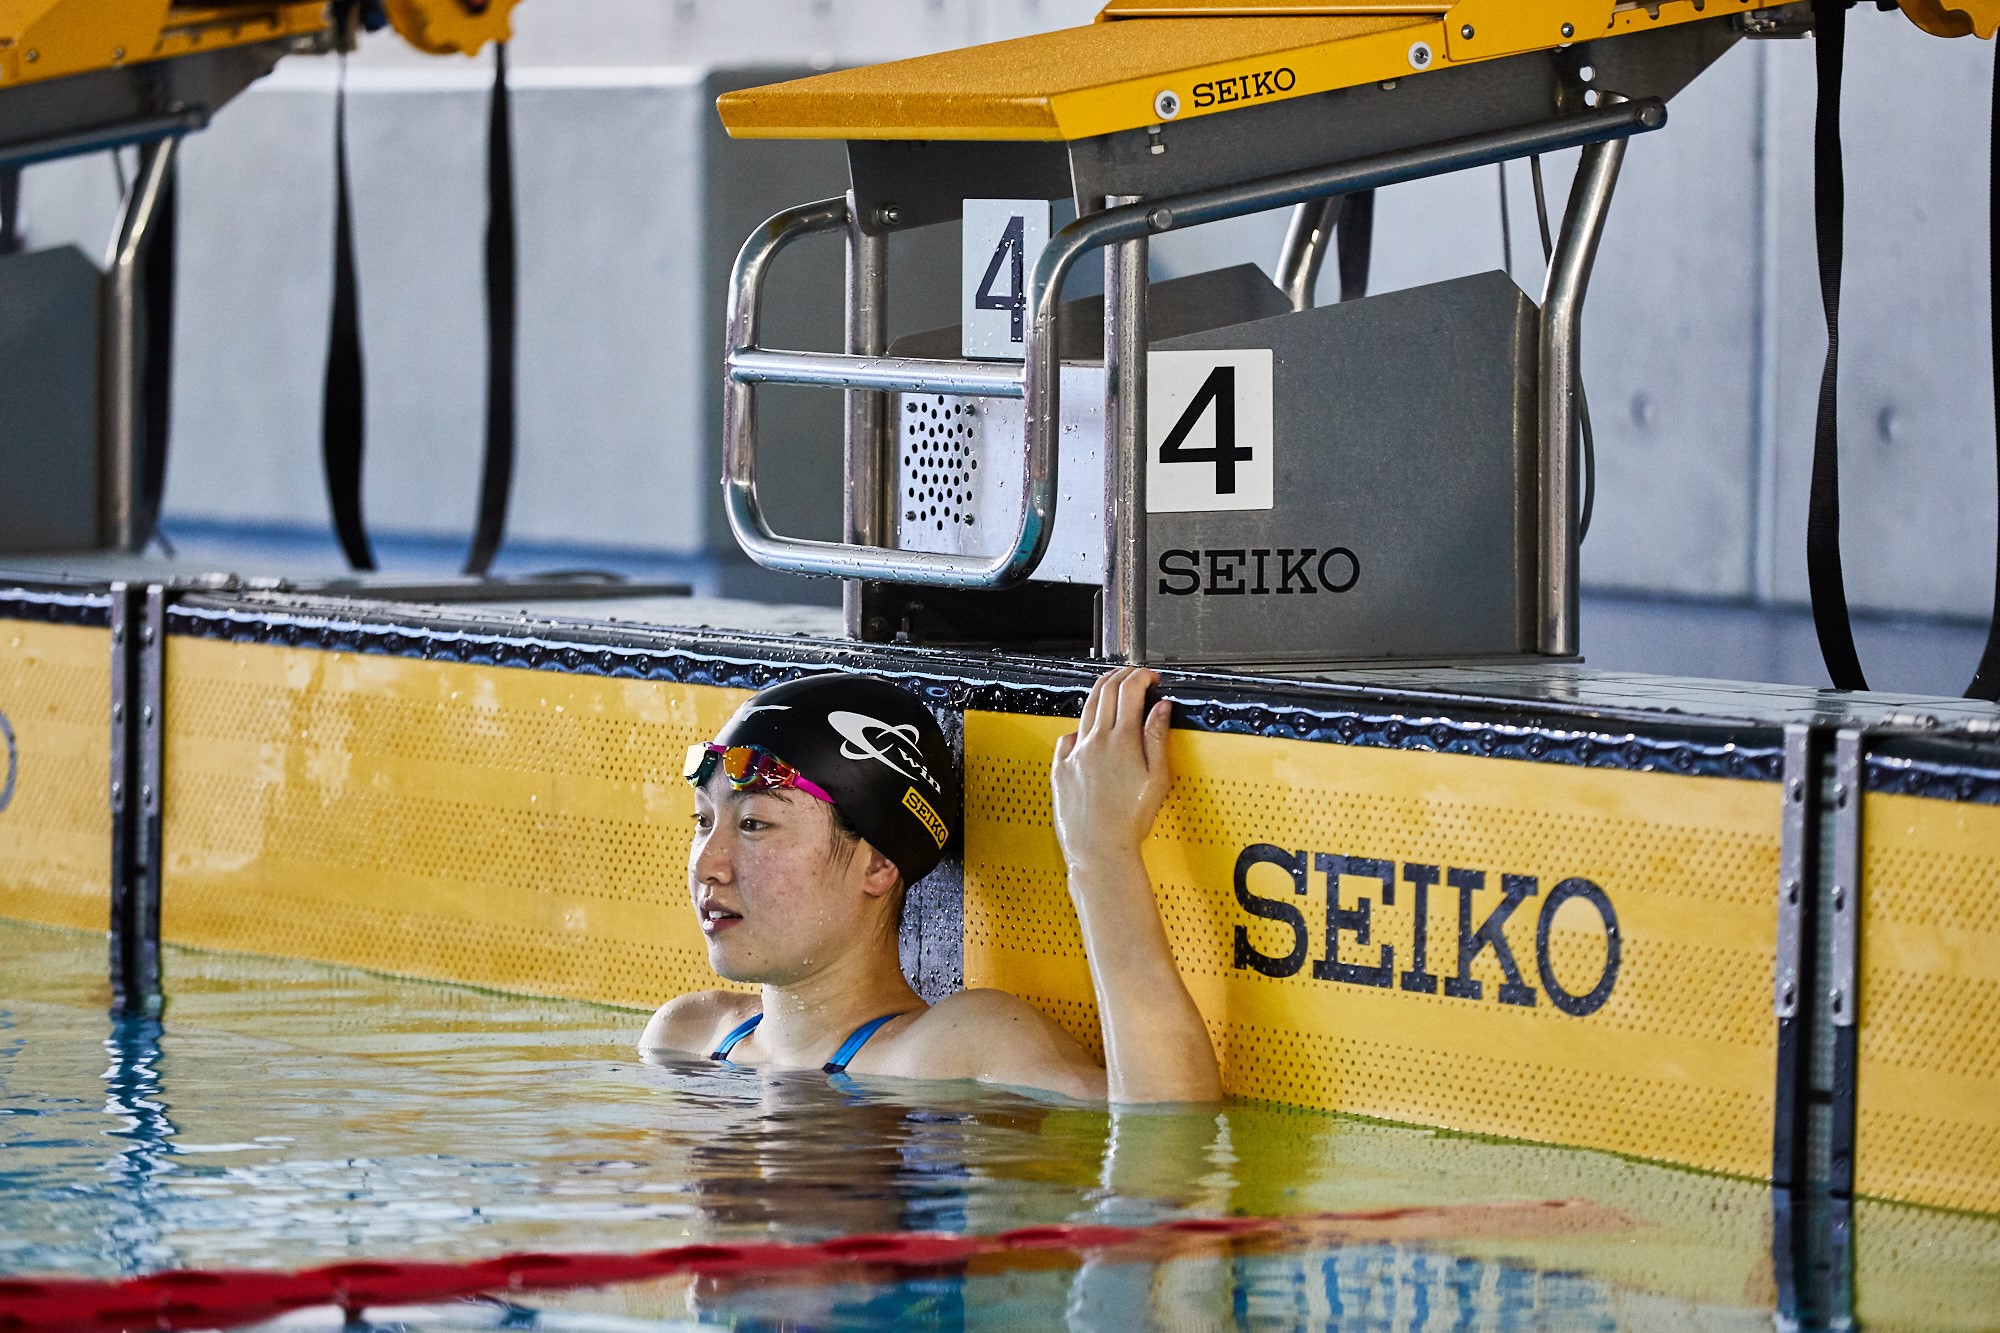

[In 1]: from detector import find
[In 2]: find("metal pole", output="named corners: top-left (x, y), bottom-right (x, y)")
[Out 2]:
top-left (101, 137), bottom-right (178, 554)
top-left (842, 191), bottom-right (889, 637)
top-left (1102, 196), bottom-right (1148, 662)
top-left (1275, 195), bottom-right (1343, 312)
top-left (1537, 131), bottom-right (1627, 658)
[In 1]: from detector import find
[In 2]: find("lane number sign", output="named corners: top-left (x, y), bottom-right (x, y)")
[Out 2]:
top-left (962, 198), bottom-right (1051, 361)
top-left (1146, 350), bottom-right (1275, 512)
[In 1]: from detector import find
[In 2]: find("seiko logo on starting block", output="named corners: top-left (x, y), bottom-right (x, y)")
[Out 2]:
top-left (1231, 845), bottom-right (1622, 1017)
top-left (1157, 547), bottom-right (1360, 596)
top-left (1190, 66), bottom-right (1298, 110)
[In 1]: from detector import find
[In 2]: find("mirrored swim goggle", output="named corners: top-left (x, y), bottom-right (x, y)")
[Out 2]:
top-left (683, 742), bottom-right (834, 805)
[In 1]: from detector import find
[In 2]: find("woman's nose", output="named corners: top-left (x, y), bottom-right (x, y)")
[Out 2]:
top-left (692, 825), bottom-right (733, 884)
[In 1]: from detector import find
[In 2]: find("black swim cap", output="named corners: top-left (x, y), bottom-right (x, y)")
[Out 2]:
top-left (711, 675), bottom-right (959, 886)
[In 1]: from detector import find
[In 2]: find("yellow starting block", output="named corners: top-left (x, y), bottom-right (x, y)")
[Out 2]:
top-left (0, 0), bottom-right (516, 91)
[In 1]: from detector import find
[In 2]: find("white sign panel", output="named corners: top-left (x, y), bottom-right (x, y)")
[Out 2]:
top-left (962, 198), bottom-right (1050, 361)
top-left (1145, 349), bottom-right (1275, 513)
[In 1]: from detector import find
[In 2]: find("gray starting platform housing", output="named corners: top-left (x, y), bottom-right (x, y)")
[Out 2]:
top-left (888, 266), bottom-right (1538, 666)
top-left (1146, 271), bottom-right (1536, 665)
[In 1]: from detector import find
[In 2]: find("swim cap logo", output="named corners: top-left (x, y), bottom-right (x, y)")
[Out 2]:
top-left (827, 710), bottom-right (940, 793)
top-left (902, 787), bottom-right (949, 849)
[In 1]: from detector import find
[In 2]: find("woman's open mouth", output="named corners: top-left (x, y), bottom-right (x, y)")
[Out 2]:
top-left (699, 905), bottom-right (743, 936)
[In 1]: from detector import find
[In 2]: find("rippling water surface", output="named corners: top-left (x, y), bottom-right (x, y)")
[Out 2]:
top-left (2, 920), bottom-right (1993, 1330)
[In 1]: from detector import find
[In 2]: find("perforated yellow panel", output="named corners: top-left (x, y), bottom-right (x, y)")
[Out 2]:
top-left (1855, 791), bottom-right (2000, 1214)
top-left (0, 620), bottom-right (110, 933)
top-left (162, 637), bottom-right (750, 1009)
top-left (964, 711), bottom-right (1782, 1178)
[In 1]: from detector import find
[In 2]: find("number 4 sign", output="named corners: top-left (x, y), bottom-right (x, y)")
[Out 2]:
top-left (1146, 350), bottom-right (1275, 512)
top-left (962, 199), bottom-right (1050, 361)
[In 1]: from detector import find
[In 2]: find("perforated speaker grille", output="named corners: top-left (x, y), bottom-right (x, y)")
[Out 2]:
top-left (901, 395), bottom-right (980, 536)
top-left (0, 621), bottom-right (110, 933)
top-left (1855, 791), bottom-right (2000, 1213)
top-left (962, 710), bottom-right (1782, 1179)
top-left (162, 637), bottom-right (750, 1009)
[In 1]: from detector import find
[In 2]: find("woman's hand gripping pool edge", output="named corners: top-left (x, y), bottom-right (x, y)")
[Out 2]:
top-left (1052, 667), bottom-right (1224, 1105)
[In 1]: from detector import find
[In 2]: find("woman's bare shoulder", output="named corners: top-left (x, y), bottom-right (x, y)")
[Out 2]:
top-left (891, 989), bottom-right (1108, 1100)
top-left (638, 989), bottom-right (759, 1054)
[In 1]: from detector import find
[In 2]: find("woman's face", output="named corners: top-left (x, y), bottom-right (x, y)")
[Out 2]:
top-left (688, 771), bottom-right (883, 984)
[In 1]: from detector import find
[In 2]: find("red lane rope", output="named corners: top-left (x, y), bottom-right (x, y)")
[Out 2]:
top-left (0, 1206), bottom-right (1563, 1333)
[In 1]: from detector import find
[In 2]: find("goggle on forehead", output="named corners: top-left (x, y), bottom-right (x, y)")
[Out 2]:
top-left (683, 742), bottom-right (834, 805)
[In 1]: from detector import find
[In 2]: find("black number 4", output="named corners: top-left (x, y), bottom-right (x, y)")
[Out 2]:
top-left (975, 215), bottom-right (1026, 343)
top-left (1158, 365), bottom-right (1252, 494)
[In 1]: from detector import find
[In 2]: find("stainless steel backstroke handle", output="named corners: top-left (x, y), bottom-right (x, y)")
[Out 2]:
top-left (721, 98), bottom-right (1666, 590)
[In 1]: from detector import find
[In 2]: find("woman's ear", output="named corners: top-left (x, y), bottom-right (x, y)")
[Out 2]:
top-left (860, 844), bottom-right (902, 900)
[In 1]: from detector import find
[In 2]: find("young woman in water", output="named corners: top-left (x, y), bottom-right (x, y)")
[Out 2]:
top-left (639, 666), bottom-right (1222, 1103)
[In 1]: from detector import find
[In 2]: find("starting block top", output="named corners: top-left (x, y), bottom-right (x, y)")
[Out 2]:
top-left (715, 0), bottom-right (1756, 143)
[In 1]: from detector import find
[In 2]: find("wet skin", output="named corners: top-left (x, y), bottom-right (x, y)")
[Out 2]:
top-left (641, 667), bottom-right (1223, 1105)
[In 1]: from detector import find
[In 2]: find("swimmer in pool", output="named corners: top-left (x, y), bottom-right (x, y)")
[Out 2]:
top-left (640, 666), bottom-right (1222, 1103)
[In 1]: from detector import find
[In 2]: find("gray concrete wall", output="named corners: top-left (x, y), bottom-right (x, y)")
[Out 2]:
top-left (10, 8), bottom-right (1994, 642)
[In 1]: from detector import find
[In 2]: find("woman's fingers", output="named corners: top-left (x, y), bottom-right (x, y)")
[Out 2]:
top-left (1054, 730), bottom-right (1077, 763)
top-left (1078, 670), bottom-right (1111, 736)
top-left (1115, 668), bottom-right (1155, 734)
top-left (1143, 697), bottom-right (1172, 772)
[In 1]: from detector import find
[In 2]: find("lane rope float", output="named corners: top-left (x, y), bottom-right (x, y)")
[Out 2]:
top-left (0, 1203), bottom-right (1604, 1333)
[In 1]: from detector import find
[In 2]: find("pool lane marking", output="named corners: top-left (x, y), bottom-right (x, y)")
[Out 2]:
top-left (0, 1199), bottom-right (1624, 1333)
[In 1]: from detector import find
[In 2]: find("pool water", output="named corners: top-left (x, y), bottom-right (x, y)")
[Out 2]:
top-left (2, 920), bottom-right (1995, 1330)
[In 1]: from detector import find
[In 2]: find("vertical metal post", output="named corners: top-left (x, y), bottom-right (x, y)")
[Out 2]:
top-left (101, 138), bottom-right (178, 554)
top-left (107, 583), bottom-right (164, 1017)
top-left (1102, 196), bottom-right (1148, 663)
top-left (1275, 195), bottom-right (1343, 312)
top-left (842, 192), bottom-right (890, 639)
top-left (1773, 723), bottom-right (1820, 1191)
top-left (1538, 133), bottom-right (1627, 658)
top-left (1827, 726), bottom-right (1863, 1201)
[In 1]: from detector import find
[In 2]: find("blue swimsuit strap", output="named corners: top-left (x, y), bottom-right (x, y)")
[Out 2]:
top-left (710, 1012), bottom-right (762, 1061)
top-left (822, 1011), bottom-right (905, 1075)
top-left (710, 1010), bottom-right (907, 1071)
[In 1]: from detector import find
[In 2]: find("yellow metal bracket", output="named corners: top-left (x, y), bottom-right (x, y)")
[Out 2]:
top-left (383, 0), bottom-right (521, 56)
top-left (1899, 0), bottom-right (2000, 37)
top-left (1443, 0), bottom-right (1615, 60)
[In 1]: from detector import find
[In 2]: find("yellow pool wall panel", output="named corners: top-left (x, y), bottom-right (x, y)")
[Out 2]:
top-left (161, 636), bottom-right (750, 1009)
top-left (0, 619), bottom-right (111, 934)
top-left (963, 709), bottom-right (1783, 1180)
top-left (1854, 789), bottom-right (2000, 1214)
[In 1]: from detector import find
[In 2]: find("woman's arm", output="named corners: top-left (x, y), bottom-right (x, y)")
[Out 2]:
top-left (1051, 667), bottom-right (1223, 1104)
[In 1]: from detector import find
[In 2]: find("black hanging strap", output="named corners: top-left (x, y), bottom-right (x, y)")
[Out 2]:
top-left (1337, 188), bottom-right (1375, 303)
top-left (323, 57), bottom-right (375, 571)
top-left (1968, 40), bottom-right (2000, 701)
top-left (138, 161), bottom-right (177, 550)
top-left (1807, 0), bottom-right (1866, 690)
top-left (0, 168), bottom-right (21, 255)
top-left (463, 41), bottom-right (517, 577)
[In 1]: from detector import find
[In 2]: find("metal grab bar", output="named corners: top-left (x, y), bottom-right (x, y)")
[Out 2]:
top-left (730, 349), bottom-right (1025, 398)
top-left (722, 97), bottom-right (1666, 589)
top-left (722, 198), bottom-right (1050, 587)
